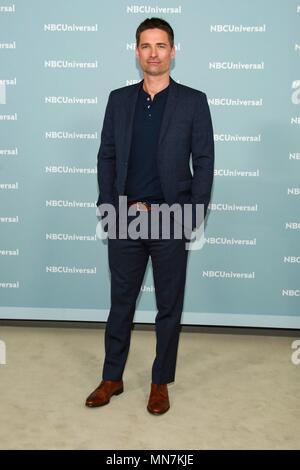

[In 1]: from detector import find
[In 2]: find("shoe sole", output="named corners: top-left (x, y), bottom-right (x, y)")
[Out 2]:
top-left (147, 405), bottom-right (170, 415)
top-left (85, 387), bottom-right (124, 408)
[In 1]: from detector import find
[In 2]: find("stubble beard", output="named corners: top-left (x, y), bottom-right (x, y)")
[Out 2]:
top-left (143, 64), bottom-right (168, 76)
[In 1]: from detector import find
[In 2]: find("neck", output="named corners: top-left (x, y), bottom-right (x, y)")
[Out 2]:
top-left (142, 73), bottom-right (170, 98)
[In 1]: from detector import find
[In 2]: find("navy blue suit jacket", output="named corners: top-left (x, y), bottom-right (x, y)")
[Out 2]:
top-left (96, 76), bottom-right (214, 231)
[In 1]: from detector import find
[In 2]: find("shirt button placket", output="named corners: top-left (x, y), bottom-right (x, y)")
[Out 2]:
top-left (147, 97), bottom-right (151, 117)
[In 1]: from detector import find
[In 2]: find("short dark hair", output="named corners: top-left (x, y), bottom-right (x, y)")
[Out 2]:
top-left (136, 17), bottom-right (174, 48)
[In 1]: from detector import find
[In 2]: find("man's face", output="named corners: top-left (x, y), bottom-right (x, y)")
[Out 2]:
top-left (135, 28), bottom-right (175, 77)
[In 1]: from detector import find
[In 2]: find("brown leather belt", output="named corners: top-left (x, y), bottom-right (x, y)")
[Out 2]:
top-left (127, 201), bottom-right (154, 211)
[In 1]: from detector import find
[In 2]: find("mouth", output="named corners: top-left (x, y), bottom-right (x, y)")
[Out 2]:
top-left (148, 62), bottom-right (160, 64)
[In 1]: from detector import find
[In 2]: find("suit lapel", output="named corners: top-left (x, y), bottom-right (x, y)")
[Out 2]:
top-left (158, 76), bottom-right (179, 147)
top-left (123, 80), bottom-right (143, 165)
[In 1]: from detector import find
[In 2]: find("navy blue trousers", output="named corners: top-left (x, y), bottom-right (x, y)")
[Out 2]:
top-left (102, 212), bottom-right (189, 384)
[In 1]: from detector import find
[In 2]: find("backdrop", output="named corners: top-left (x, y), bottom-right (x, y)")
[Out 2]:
top-left (0, 0), bottom-right (299, 327)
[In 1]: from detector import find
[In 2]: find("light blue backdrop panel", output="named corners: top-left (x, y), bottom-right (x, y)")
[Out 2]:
top-left (0, 0), bottom-right (299, 327)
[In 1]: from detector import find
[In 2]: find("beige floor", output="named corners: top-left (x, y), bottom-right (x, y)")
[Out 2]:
top-left (0, 323), bottom-right (299, 450)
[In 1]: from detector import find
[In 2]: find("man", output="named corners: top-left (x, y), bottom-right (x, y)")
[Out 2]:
top-left (86, 18), bottom-right (214, 414)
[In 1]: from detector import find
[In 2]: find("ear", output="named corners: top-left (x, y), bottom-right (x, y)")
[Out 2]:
top-left (171, 46), bottom-right (176, 59)
top-left (135, 45), bottom-right (140, 59)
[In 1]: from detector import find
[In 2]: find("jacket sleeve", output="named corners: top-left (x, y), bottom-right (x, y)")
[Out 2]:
top-left (190, 92), bottom-right (214, 228)
top-left (96, 91), bottom-right (116, 207)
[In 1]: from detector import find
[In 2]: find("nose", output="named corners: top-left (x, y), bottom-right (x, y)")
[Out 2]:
top-left (149, 47), bottom-right (158, 57)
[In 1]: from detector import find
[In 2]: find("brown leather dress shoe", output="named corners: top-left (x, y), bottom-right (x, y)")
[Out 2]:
top-left (147, 383), bottom-right (170, 415)
top-left (85, 379), bottom-right (123, 407)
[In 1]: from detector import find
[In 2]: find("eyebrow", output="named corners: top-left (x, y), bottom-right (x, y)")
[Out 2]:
top-left (140, 42), bottom-right (168, 46)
